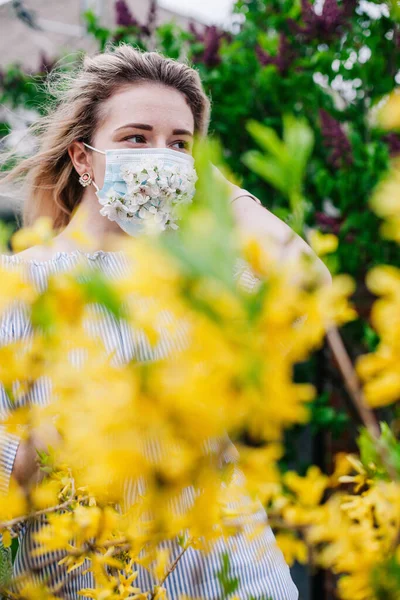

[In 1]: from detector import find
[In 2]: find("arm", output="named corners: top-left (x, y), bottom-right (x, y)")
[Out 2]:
top-left (230, 192), bottom-right (332, 288)
top-left (0, 318), bottom-right (23, 494)
top-left (211, 165), bottom-right (331, 286)
top-left (0, 318), bottom-right (57, 492)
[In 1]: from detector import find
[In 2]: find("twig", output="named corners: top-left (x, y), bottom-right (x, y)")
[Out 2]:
top-left (150, 546), bottom-right (188, 599)
top-left (0, 492), bottom-right (88, 532)
top-left (326, 325), bottom-right (398, 481)
top-left (326, 326), bottom-right (380, 437)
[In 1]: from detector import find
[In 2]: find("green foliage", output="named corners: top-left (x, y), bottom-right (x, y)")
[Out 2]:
top-left (161, 138), bottom-right (238, 286)
top-left (0, 543), bottom-right (12, 588)
top-left (216, 551), bottom-right (273, 600)
top-left (84, 10), bottom-right (113, 50)
top-left (243, 116), bottom-right (314, 233)
top-left (2, 0), bottom-right (400, 277)
top-left (310, 392), bottom-right (349, 437)
top-left (0, 65), bottom-right (48, 112)
top-left (358, 422), bottom-right (400, 479)
top-left (155, 22), bottom-right (194, 59)
top-left (2, 0), bottom-right (400, 467)
top-left (216, 551), bottom-right (240, 598)
top-left (0, 222), bottom-right (16, 252)
top-left (31, 269), bottom-right (127, 335)
top-left (371, 555), bottom-right (400, 600)
top-left (80, 269), bottom-right (128, 319)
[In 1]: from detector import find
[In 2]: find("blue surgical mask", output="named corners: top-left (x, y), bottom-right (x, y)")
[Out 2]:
top-left (83, 143), bottom-right (198, 236)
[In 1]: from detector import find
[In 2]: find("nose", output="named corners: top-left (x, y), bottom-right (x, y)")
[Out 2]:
top-left (153, 135), bottom-right (168, 148)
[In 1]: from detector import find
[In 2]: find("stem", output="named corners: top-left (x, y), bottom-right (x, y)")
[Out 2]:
top-left (326, 326), bottom-right (380, 437)
top-left (150, 546), bottom-right (188, 599)
top-left (326, 325), bottom-right (399, 481)
top-left (0, 489), bottom-right (87, 532)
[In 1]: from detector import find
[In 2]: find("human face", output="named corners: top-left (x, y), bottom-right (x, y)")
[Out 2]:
top-left (88, 82), bottom-right (195, 189)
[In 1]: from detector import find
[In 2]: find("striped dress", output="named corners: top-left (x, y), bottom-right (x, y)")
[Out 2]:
top-left (0, 249), bottom-right (299, 600)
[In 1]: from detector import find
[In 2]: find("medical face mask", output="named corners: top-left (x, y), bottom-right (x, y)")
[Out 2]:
top-left (84, 143), bottom-right (198, 236)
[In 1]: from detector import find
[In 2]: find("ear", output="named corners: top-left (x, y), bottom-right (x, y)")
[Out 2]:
top-left (68, 141), bottom-right (93, 177)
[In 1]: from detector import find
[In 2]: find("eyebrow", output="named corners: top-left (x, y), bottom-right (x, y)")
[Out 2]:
top-left (115, 123), bottom-right (194, 136)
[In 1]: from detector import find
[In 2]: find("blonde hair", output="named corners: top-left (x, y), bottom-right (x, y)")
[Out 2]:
top-left (1, 44), bottom-right (211, 230)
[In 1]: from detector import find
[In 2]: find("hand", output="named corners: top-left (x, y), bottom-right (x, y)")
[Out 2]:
top-left (30, 422), bottom-right (62, 483)
top-left (14, 422), bottom-right (61, 487)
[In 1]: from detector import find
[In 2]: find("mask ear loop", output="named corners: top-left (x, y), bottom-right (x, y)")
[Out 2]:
top-left (82, 142), bottom-right (104, 192)
top-left (83, 142), bottom-right (106, 155)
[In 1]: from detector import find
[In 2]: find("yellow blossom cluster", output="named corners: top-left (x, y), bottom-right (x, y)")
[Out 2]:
top-left (1, 135), bottom-right (400, 599)
top-left (0, 204), bottom-right (356, 599)
top-left (261, 90), bottom-right (400, 594)
top-left (264, 455), bottom-right (400, 600)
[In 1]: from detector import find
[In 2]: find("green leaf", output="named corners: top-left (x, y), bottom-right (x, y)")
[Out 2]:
top-left (160, 136), bottom-right (241, 294)
top-left (282, 114), bottom-right (314, 193)
top-left (358, 423), bottom-right (400, 480)
top-left (0, 542), bottom-right (12, 587)
top-left (80, 270), bottom-right (127, 320)
top-left (246, 120), bottom-right (288, 160)
top-left (215, 551), bottom-right (240, 599)
top-left (242, 151), bottom-right (288, 194)
top-left (371, 555), bottom-right (400, 599)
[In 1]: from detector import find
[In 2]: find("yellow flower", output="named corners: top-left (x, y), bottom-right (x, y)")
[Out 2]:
top-left (372, 88), bottom-right (400, 130)
top-left (339, 456), bottom-right (371, 493)
top-left (275, 532), bottom-right (308, 566)
top-left (329, 453), bottom-right (354, 487)
top-left (369, 170), bottom-right (400, 243)
top-left (362, 371), bottom-right (400, 408)
top-left (308, 229), bottom-right (338, 257)
top-left (153, 547), bottom-right (170, 582)
top-left (1, 529), bottom-right (11, 547)
top-left (365, 264), bottom-right (400, 297)
top-left (338, 571), bottom-right (374, 600)
top-left (0, 267), bottom-right (37, 315)
top-left (15, 581), bottom-right (60, 600)
top-left (10, 216), bottom-right (55, 253)
top-left (0, 477), bottom-right (28, 520)
top-left (152, 586), bottom-right (167, 600)
top-left (284, 466), bottom-right (329, 507)
top-left (355, 265), bottom-right (400, 406)
top-left (31, 479), bottom-right (61, 510)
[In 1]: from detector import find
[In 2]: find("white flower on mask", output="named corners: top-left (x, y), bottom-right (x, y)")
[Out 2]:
top-left (167, 215), bottom-right (179, 230)
top-left (120, 166), bottom-right (136, 184)
top-left (138, 206), bottom-right (154, 220)
top-left (97, 187), bottom-right (121, 206)
top-left (99, 201), bottom-right (127, 221)
top-left (97, 158), bottom-right (198, 231)
top-left (146, 184), bottom-right (162, 198)
top-left (144, 168), bottom-right (158, 186)
top-left (136, 193), bottom-right (151, 205)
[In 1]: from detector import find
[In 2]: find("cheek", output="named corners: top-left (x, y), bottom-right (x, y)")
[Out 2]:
top-left (92, 154), bottom-right (106, 189)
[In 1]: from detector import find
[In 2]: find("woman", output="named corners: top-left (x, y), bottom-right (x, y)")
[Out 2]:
top-left (0, 44), bottom-right (326, 599)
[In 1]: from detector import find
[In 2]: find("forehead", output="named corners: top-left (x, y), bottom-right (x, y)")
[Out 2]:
top-left (100, 82), bottom-right (195, 133)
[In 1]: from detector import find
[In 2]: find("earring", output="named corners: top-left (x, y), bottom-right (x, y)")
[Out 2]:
top-left (79, 172), bottom-right (93, 187)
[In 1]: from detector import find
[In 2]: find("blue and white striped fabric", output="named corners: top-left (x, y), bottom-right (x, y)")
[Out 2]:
top-left (0, 250), bottom-right (299, 600)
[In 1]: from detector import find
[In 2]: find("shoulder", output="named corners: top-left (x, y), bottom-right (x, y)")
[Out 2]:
top-left (230, 193), bottom-right (291, 245)
top-left (231, 194), bottom-right (332, 286)
top-left (0, 245), bottom-right (53, 278)
top-left (3, 245), bottom-right (59, 262)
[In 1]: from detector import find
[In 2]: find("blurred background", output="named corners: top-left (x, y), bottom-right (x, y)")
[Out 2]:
top-left (1, 1), bottom-right (400, 598)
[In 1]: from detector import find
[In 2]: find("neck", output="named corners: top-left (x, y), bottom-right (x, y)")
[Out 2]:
top-left (51, 188), bottom-right (126, 253)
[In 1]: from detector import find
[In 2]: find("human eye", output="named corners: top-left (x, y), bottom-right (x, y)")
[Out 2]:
top-left (124, 134), bottom-right (146, 144)
top-left (171, 140), bottom-right (190, 151)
